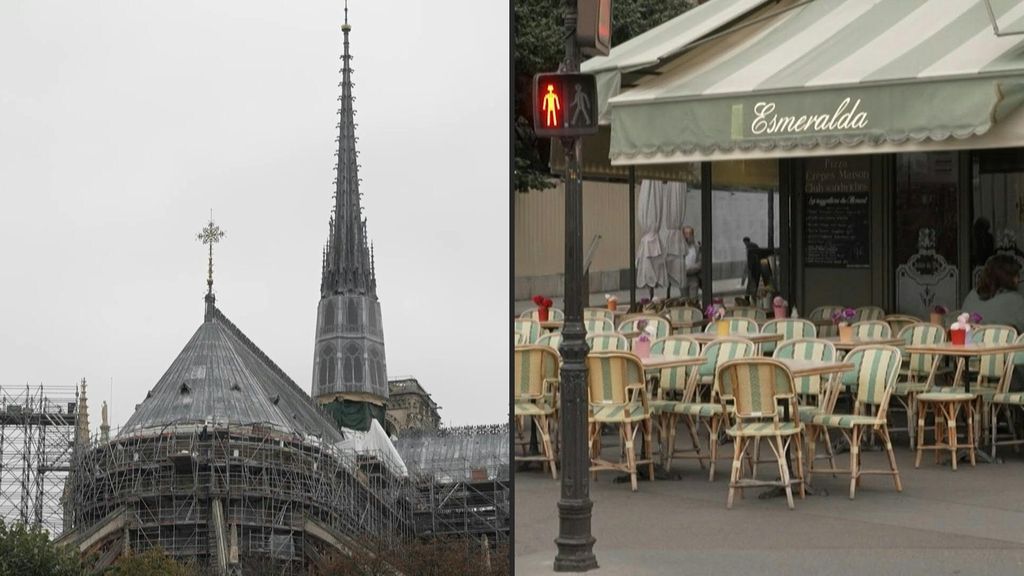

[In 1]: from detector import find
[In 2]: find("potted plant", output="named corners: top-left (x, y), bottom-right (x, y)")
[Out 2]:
top-left (706, 302), bottom-right (727, 336)
top-left (930, 305), bottom-right (948, 326)
top-left (633, 319), bottom-right (653, 358)
top-left (605, 293), bottom-right (619, 312)
top-left (532, 295), bottom-right (553, 322)
top-left (772, 296), bottom-right (788, 319)
top-left (831, 307), bottom-right (857, 342)
top-left (950, 312), bottom-right (982, 345)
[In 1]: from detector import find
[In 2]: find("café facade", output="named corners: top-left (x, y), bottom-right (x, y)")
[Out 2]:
top-left (573, 0), bottom-right (1024, 318)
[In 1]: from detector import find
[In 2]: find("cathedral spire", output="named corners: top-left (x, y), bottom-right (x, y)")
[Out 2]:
top-left (197, 212), bottom-right (225, 321)
top-left (321, 2), bottom-right (376, 299)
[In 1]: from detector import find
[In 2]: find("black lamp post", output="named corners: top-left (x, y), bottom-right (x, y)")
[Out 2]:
top-left (553, 0), bottom-right (598, 571)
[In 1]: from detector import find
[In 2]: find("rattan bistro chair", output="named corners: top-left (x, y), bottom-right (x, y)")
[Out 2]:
top-left (648, 336), bottom-right (704, 471)
top-left (809, 306), bottom-right (845, 338)
top-left (851, 320), bottom-right (892, 340)
top-left (760, 318), bottom-right (816, 355)
top-left (617, 315), bottom-right (671, 340)
top-left (855, 306), bottom-right (886, 323)
top-left (584, 317), bottom-right (615, 335)
top-left (514, 318), bottom-right (542, 344)
top-left (807, 345), bottom-right (904, 499)
top-left (586, 352), bottom-right (655, 492)
top-left (726, 306), bottom-right (767, 323)
top-left (773, 338), bottom-right (839, 471)
top-left (718, 358), bottom-right (805, 509)
top-left (665, 306), bottom-right (704, 334)
top-left (704, 317), bottom-right (759, 335)
top-left (989, 333), bottom-right (1024, 459)
top-left (891, 323), bottom-right (946, 448)
top-left (513, 345), bottom-right (560, 479)
top-left (520, 307), bottom-right (565, 321)
top-left (586, 333), bottom-right (629, 352)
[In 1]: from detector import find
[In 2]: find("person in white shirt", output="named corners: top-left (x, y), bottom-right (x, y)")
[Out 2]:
top-left (682, 226), bottom-right (701, 300)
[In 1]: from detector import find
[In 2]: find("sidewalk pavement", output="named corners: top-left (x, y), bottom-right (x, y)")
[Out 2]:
top-left (515, 444), bottom-right (1024, 575)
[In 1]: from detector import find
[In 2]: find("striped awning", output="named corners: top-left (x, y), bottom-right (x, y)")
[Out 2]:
top-left (581, 0), bottom-right (771, 124)
top-left (606, 0), bottom-right (1024, 164)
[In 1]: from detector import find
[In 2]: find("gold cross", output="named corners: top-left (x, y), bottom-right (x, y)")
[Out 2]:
top-left (197, 211), bottom-right (225, 294)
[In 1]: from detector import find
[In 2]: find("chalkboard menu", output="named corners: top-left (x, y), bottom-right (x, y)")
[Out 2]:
top-left (804, 157), bottom-right (871, 268)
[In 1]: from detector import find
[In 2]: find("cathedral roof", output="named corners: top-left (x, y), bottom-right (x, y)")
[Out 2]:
top-left (120, 304), bottom-right (344, 443)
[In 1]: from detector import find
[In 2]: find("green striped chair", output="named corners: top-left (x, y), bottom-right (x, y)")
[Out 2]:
top-left (989, 332), bottom-right (1024, 459)
top-left (536, 332), bottom-right (563, 354)
top-left (586, 352), bottom-right (654, 492)
top-left (718, 358), bottom-right (804, 509)
top-left (961, 325), bottom-right (1018, 441)
top-left (514, 332), bottom-right (524, 345)
top-left (617, 314), bottom-right (671, 341)
top-left (521, 307), bottom-right (565, 321)
top-left (704, 317), bottom-right (759, 336)
top-left (513, 345), bottom-right (560, 479)
top-left (648, 336), bottom-right (704, 471)
top-left (851, 320), bottom-right (892, 340)
top-left (884, 314), bottom-right (921, 337)
top-left (690, 337), bottom-right (757, 481)
top-left (584, 307), bottom-right (615, 323)
top-left (760, 318), bottom-right (816, 355)
top-left (809, 306), bottom-right (845, 338)
top-left (726, 306), bottom-right (767, 323)
top-left (665, 306), bottom-right (704, 335)
top-left (514, 318), bottom-right (542, 344)
top-left (891, 323), bottom-right (946, 448)
top-left (855, 306), bottom-right (886, 323)
top-left (584, 317), bottom-right (615, 335)
top-left (586, 333), bottom-right (629, 352)
top-left (772, 338), bottom-right (839, 472)
top-left (806, 345), bottom-right (903, 500)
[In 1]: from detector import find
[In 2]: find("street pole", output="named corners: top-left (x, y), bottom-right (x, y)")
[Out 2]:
top-left (554, 0), bottom-right (598, 571)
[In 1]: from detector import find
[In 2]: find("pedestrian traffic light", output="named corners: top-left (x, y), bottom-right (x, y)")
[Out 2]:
top-left (532, 73), bottom-right (599, 138)
top-left (577, 0), bottom-right (612, 56)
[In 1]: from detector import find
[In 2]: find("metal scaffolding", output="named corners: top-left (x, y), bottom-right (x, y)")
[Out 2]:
top-left (62, 421), bottom-right (412, 574)
top-left (0, 383), bottom-right (79, 537)
top-left (395, 424), bottom-right (510, 546)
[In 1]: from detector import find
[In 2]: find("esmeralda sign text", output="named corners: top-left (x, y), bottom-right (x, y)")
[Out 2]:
top-left (737, 97), bottom-right (869, 137)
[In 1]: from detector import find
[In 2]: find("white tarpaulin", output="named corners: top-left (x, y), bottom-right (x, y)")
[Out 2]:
top-left (659, 181), bottom-right (688, 289)
top-left (337, 419), bottom-right (409, 477)
top-left (636, 180), bottom-right (667, 289)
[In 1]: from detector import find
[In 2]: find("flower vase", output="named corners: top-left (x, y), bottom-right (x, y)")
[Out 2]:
top-left (838, 324), bottom-right (854, 343)
top-left (634, 336), bottom-right (651, 358)
top-left (716, 322), bottom-right (730, 337)
top-left (950, 327), bottom-right (966, 345)
top-left (930, 312), bottom-right (943, 326)
top-left (537, 307), bottom-right (549, 322)
top-left (773, 305), bottom-right (787, 319)
top-left (607, 299), bottom-right (618, 312)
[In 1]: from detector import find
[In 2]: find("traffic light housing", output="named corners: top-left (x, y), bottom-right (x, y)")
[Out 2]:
top-left (532, 73), bottom-right (599, 138)
top-left (577, 0), bottom-right (612, 56)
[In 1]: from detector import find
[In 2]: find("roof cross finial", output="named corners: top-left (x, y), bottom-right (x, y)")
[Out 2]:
top-left (197, 210), bottom-right (225, 296)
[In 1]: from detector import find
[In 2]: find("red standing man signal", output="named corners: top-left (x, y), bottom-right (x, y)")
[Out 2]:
top-left (543, 83), bottom-right (561, 127)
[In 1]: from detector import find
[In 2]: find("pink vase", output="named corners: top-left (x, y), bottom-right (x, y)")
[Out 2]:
top-left (634, 337), bottom-right (651, 358)
top-left (773, 305), bottom-right (787, 319)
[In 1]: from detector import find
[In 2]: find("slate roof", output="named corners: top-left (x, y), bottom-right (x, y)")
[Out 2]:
top-left (120, 305), bottom-right (344, 443)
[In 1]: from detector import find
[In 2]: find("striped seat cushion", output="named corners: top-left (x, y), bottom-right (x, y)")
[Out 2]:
top-left (590, 401), bottom-right (648, 423)
top-left (797, 405), bottom-right (823, 423)
top-left (917, 391), bottom-right (975, 402)
top-left (726, 421), bottom-right (802, 437)
top-left (649, 400), bottom-right (722, 417)
top-left (991, 392), bottom-right (1024, 405)
top-left (514, 400), bottom-right (555, 417)
top-left (811, 413), bottom-right (880, 428)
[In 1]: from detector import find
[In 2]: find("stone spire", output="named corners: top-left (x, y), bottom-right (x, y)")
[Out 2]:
top-left (321, 4), bottom-right (376, 299)
top-left (76, 378), bottom-right (90, 445)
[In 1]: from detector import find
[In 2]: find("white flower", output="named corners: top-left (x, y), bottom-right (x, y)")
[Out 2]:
top-left (957, 313), bottom-right (969, 324)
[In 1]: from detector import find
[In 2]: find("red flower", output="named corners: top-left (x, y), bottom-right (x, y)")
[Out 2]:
top-left (543, 298), bottom-right (553, 308)
top-left (532, 295), bottom-right (544, 306)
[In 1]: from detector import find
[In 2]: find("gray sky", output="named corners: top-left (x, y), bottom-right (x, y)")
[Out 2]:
top-left (0, 1), bottom-right (509, 429)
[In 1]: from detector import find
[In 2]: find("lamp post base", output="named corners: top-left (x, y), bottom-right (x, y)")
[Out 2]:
top-left (554, 497), bottom-right (598, 572)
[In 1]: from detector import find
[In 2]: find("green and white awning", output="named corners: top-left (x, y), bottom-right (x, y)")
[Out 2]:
top-left (606, 0), bottom-right (1024, 164)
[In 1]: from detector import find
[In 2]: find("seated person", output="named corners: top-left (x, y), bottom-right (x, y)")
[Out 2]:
top-left (962, 254), bottom-right (1024, 333)
top-left (962, 254), bottom-right (1024, 391)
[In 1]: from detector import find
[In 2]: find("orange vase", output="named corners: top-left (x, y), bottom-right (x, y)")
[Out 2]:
top-left (838, 324), bottom-right (854, 343)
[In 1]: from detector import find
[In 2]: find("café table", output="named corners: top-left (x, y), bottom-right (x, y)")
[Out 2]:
top-left (904, 340), bottom-right (1024, 464)
top-left (823, 336), bottom-right (905, 351)
top-left (686, 332), bottom-right (784, 346)
top-left (538, 320), bottom-right (563, 332)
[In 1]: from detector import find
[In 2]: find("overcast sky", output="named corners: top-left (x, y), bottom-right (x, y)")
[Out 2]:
top-left (0, 1), bottom-right (509, 429)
